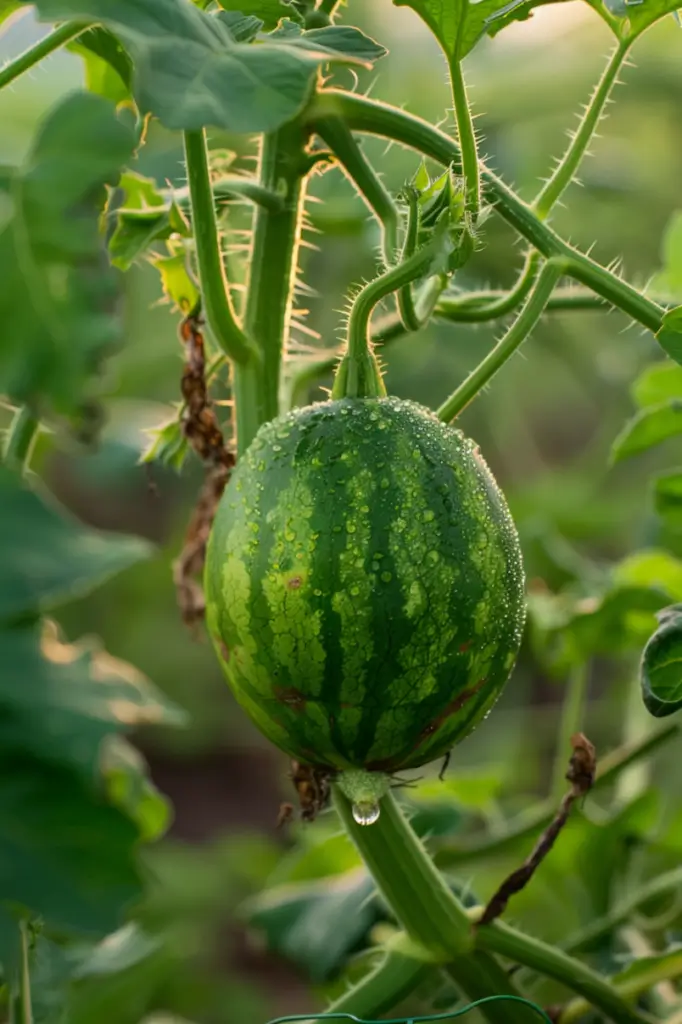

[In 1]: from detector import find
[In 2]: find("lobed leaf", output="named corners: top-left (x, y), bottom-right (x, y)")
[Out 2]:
top-left (632, 360), bottom-right (682, 408)
top-left (0, 92), bottom-right (136, 428)
top-left (33, 0), bottom-right (385, 134)
top-left (611, 400), bottom-right (682, 462)
top-left (107, 171), bottom-right (190, 271)
top-left (641, 604), bottom-right (682, 717)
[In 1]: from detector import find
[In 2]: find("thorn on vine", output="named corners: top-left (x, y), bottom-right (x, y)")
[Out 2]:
top-left (173, 303), bottom-right (235, 628)
top-left (476, 732), bottom-right (597, 927)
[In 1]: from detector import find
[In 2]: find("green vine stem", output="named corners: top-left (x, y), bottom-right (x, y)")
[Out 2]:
top-left (533, 40), bottom-right (632, 219)
top-left (551, 663), bottom-right (589, 802)
top-left (0, 21), bottom-right (89, 92)
top-left (323, 939), bottom-right (433, 1019)
top-left (437, 259), bottom-right (565, 423)
top-left (559, 949), bottom-right (682, 1024)
top-left (9, 922), bottom-right (33, 1024)
top-left (307, 92), bottom-right (665, 334)
top-left (242, 122), bottom-right (309, 439)
top-left (397, 188), bottom-right (422, 331)
top-left (449, 59), bottom-right (480, 222)
top-left (332, 232), bottom-right (447, 399)
top-left (334, 789), bottom-right (541, 1024)
top-left (313, 115), bottom-right (399, 264)
top-left (562, 864), bottom-right (682, 955)
top-left (475, 922), bottom-right (649, 1024)
top-left (174, 177), bottom-right (285, 215)
top-left (434, 721), bottom-right (680, 869)
top-left (3, 407), bottom-right (39, 471)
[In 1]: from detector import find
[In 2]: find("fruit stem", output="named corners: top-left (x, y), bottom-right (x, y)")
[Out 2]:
top-left (334, 787), bottom-right (541, 1024)
top-left (533, 40), bottom-right (632, 219)
top-left (0, 21), bottom-right (90, 93)
top-left (307, 91), bottom-right (664, 334)
top-left (3, 408), bottom-right (39, 472)
top-left (332, 233), bottom-right (445, 400)
top-left (437, 258), bottom-right (566, 422)
top-left (313, 115), bottom-right (400, 265)
top-left (241, 122), bottom-right (309, 444)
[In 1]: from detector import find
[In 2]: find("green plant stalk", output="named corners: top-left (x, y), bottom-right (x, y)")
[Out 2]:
top-left (307, 92), bottom-right (664, 334)
top-left (437, 259), bottom-right (565, 422)
top-left (434, 721), bottom-right (680, 868)
top-left (562, 865), bottom-right (682, 954)
top-left (449, 58), bottom-right (480, 221)
top-left (397, 188), bottom-right (421, 330)
top-left (476, 922), bottom-right (649, 1024)
top-left (323, 943), bottom-right (432, 1019)
top-left (0, 21), bottom-right (89, 92)
top-left (313, 115), bottom-right (399, 263)
top-left (438, 251), bottom-right (540, 321)
top-left (332, 232), bottom-right (448, 399)
top-left (174, 177), bottom-right (285, 215)
top-left (3, 407), bottom-right (39, 471)
top-left (242, 123), bottom-right (308, 440)
top-left (9, 922), bottom-right (33, 1024)
top-left (559, 949), bottom-right (682, 1024)
top-left (551, 663), bottom-right (589, 802)
top-left (334, 789), bottom-right (540, 1024)
top-left (533, 40), bottom-right (632, 218)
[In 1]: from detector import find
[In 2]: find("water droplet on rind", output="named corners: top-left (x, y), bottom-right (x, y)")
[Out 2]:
top-left (352, 801), bottom-right (380, 826)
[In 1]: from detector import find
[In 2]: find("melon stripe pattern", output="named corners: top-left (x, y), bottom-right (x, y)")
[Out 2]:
top-left (205, 396), bottom-right (526, 772)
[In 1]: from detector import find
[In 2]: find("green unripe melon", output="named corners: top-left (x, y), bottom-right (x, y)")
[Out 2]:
top-left (205, 397), bottom-right (525, 772)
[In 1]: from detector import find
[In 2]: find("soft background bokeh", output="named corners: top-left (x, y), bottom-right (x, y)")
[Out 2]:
top-left (2, 2), bottom-right (682, 1021)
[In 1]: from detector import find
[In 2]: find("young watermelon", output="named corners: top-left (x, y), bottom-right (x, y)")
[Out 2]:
top-left (205, 396), bottom-right (525, 774)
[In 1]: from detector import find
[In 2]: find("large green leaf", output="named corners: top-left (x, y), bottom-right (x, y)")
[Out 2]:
top-left (0, 92), bottom-right (136, 427)
top-left (641, 604), bottom-right (682, 718)
top-left (219, 0), bottom-right (294, 30)
top-left (70, 26), bottom-right (135, 104)
top-left (632, 361), bottom-right (682, 408)
top-left (33, 0), bottom-right (385, 134)
top-left (393, 0), bottom-right (509, 59)
top-left (615, 0), bottom-right (682, 38)
top-left (0, 467), bottom-right (151, 622)
top-left (611, 400), bottom-right (682, 463)
top-left (654, 470), bottom-right (682, 530)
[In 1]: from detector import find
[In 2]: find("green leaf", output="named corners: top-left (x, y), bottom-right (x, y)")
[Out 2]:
top-left (141, 414), bottom-right (190, 471)
top-left (108, 172), bottom-right (190, 271)
top-left (103, 736), bottom-right (173, 842)
top-left (632, 361), bottom-right (682, 408)
top-left (654, 470), bottom-right (682, 530)
top-left (0, 1), bottom-right (21, 26)
top-left (611, 400), bottom-right (682, 463)
top-left (649, 211), bottom-right (682, 301)
top-left (612, 945), bottom-right (682, 986)
top-left (641, 604), bottom-right (682, 717)
top-left (218, 0), bottom-right (294, 31)
top-left (0, 92), bottom-right (136, 427)
top-left (0, 467), bottom-right (152, 622)
top-left (613, 0), bottom-right (682, 38)
top-left (33, 0), bottom-right (384, 134)
top-left (270, 21), bottom-right (387, 62)
top-left (656, 306), bottom-right (682, 366)
top-left (150, 249), bottom-right (200, 312)
top-left (614, 549), bottom-right (682, 602)
top-left (393, 0), bottom-right (554, 59)
top-left (70, 26), bottom-right (134, 103)
top-left (0, 754), bottom-right (141, 937)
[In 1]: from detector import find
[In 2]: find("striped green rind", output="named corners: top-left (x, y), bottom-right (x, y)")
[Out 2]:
top-left (205, 397), bottom-right (525, 772)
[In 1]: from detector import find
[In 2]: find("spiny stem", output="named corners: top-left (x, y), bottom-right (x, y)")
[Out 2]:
top-left (313, 114), bottom-right (399, 264)
top-left (438, 251), bottom-right (540, 322)
top-left (183, 131), bottom-right (256, 368)
top-left (0, 21), bottom-right (89, 92)
top-left (437, 258), bottom-right (565, 423)
top-left (551, 664), bottom-right (589, 802)
top-left (533, 40), bottom-right (632, 219)
top-left (322, 941), bottom-right (432, 1018)
top-left (559, 949), bottom-right (682, 1024)
top-left (449, 59), bottom-right (479, 222)
top-left (308, 91), bottom-right (664, 334)
top-left (3, 407), bottom-right (39, 471)
top-left (242, 123), bottom-right (308, 439)
top-left (397, 188), bottom-right (422, 330)
top-left (476, 921), bottom-right (650, 1024)
top-left (174, 177), bottom-right (285, 215)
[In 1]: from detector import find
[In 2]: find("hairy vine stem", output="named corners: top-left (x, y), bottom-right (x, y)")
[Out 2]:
top-left (437, 259), bottom-right (566, 422)
top-left (307, 92), bottom-right (665, 335)
top-left (449, 58), bottom-right (480, 223)
top-left (0, 20), bottom-right (89, 92)
top-left (533, 40), bottom-right (632, 218)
